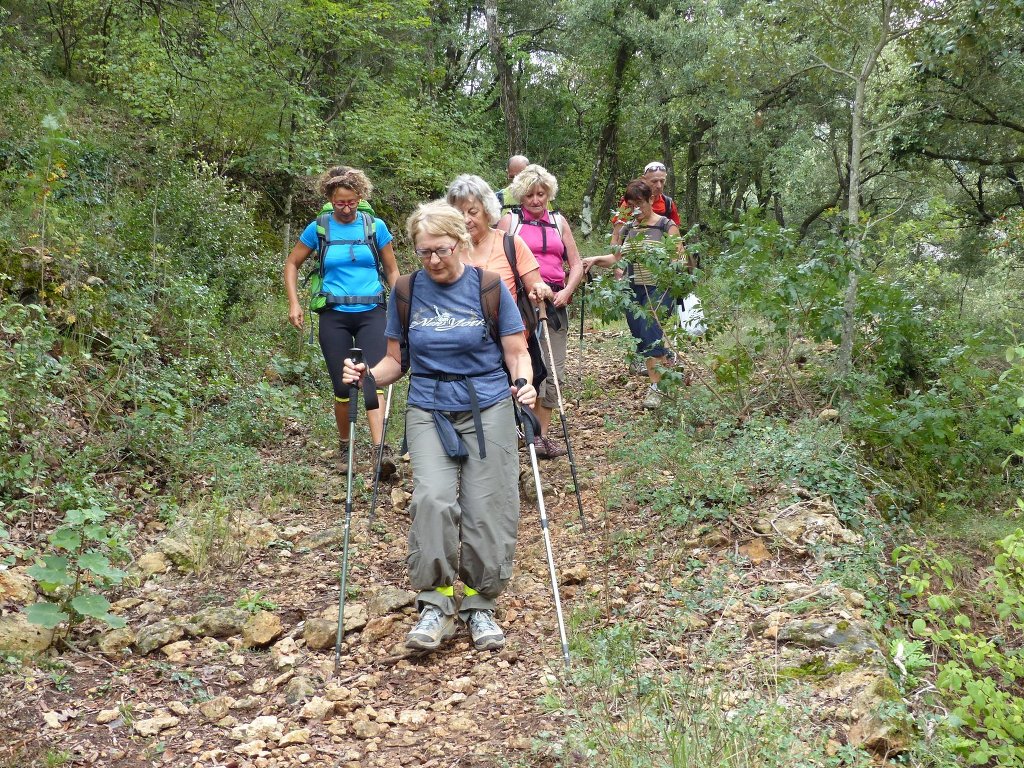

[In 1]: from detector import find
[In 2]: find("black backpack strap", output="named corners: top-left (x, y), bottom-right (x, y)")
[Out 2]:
top-left (661, 195), bottom-right (674, 221)
top-left (478, 267), bottom-right (503, 346)
top-left (502, 234), bottom-right (529, 304)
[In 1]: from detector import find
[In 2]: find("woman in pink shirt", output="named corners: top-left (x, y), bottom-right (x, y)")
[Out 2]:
top-left (497, 165), bottom-right (584, 459)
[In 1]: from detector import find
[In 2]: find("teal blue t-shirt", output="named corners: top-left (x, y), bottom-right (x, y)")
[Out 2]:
top-left (300, 214), bottom-right (393, 313)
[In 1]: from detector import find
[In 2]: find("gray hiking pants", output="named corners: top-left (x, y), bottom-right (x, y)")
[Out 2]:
top-left (406, 398), bottom-right (520, 619)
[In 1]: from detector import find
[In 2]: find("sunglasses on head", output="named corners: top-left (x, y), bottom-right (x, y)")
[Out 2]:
top-left (644, 162), bottom-right (667, 173)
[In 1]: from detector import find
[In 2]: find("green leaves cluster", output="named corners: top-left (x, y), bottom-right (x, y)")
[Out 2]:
top-left (25, 505), bottom-right (129, 631)
top-left (896, 533), bottom-right (1024, 766)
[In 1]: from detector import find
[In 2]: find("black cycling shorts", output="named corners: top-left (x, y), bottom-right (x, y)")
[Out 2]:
top-left (318, 305), bottom-right (387, 408)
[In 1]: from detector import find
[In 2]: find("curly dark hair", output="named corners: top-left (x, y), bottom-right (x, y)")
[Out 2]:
top-left (318, 167), bottom-right (373, 200)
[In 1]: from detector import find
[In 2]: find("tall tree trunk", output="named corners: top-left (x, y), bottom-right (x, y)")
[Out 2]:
top-left (484, 0), bottom-right (524, 154)
top-left (684, 128), bottom-right (703, 227)
top-left (583, 42), bottom-right (630, 227)
top-left (839, 0), bottom-right (892, 377)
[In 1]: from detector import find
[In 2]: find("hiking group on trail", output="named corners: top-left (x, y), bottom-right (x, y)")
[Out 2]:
top-left (282, 158), bottom-right (689, 659)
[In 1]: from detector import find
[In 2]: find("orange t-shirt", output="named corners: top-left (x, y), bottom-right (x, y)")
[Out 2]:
top-left (462, 230), bottom-right (540, 300)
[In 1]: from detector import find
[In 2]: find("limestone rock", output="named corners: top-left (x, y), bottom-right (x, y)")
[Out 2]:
top-left (848, 676), bottom-right (912, 755)
top-left (281, 524), bottom-right (312, 542)
top-left (198, 696), bottom-right (233, 721)
top-left (96, 708), bottom-right (120, 724)
top-left (186, 607), bottom-right (249, 639)
top-left (362, 616), bottom-right (395, 644)
top-left (700, 529), bottom-right (730, 548)
top-left (300, 697), bottom-right (334, 721)
top-left (230, 715), bottom-right (282, 742)
top-left (242, 611), bottom-right (283, 648)
top-left (0, 567), bottom-right (36, 604)
top-left (133, 713), bottom-right (180, 736)
top-left (284, 675), bottom-right (315, 705)
top-left (0, 612), bottom-right (54, 653)
top-left (271, 636), bottom-right (299, 669)
top-left (297, 527), bottom-right (346, 551)
top-left (233, 740), bottom-right (267, 757)
top-left (279, 728), bottom-right (311, 746)
top-left (818, 408), bottom-right (840, 422)
top-left (320, 602), bottom-right (368, 633)
top-left (398, 709), bottom-right (429, 727)
top-left (134, 620), bottom-right (185, 655)
top-left (136, 551), bottom-right (171, 577)
top-left (97, 627), bottom-right (135, 656)
top-left (303, 618), bottom-right (335, 651)
top-left (390, 488), bottom-right (412, 511)
top-left (560, 564), bottom-right (589, 585)
top-left (167, 700), bottom-right (189, 716)
top-left (368, 587), bottom-right (416, 617)
top-left (352, 718), bottom-right (386, 739)
top-left (157, 536), bottom-right (196, 570)
top-left (161, 639), bottom-right (191, 662)
top-left (777, 619), bottom-right (883, 657)
top-left (738, 539), bottom-right (771, 565)
top-left (773, 508), bottom-right (862, 547)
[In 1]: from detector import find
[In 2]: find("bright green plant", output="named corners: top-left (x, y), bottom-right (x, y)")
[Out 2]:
top-left (24, 504), bottom-right (129, 633)
top-left (235, 590), bottom-right (277, 614)
top-left (896, 535), bottom-right (1024, 766)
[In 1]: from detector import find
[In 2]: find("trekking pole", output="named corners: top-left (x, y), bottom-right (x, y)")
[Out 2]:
top-left (539, 303), bottom-right (587, 532)
top-left (334, 347), bottom-right (363, 674)
top-left (366, 383), bottom-right (394, 529)
top-left (577, 274), bottom-right (587, 391)
top-left (514, 380), bottom-right (570, 668)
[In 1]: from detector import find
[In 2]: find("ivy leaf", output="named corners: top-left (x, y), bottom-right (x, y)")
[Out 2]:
top-left (70, 592), bottom-right (112, 620)
top-left (27, 555), bottom-right (74, 591)
top-left (49, 527), bottom-right (82, 552)
top-left (24, 601), bottom-right (68, 629)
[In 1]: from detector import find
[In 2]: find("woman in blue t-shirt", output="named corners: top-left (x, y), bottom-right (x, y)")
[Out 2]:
top-left (342, 200), bottom-right (536, 655)
top-left (284, 167), bottom-right (400, 476)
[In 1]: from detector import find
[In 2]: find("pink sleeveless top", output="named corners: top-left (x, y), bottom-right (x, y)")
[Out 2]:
top-left (514, 210), bottom-right (566, 286)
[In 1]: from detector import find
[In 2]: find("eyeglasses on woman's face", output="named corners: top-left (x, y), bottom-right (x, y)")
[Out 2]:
top-left (414, 244), bottom-right (458, 260)
top-left (333, 198), bottom-right (360, 211)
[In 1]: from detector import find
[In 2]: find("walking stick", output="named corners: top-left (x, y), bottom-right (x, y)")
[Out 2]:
top-left (514, 380), bottom-right (570, 668)
top-left (366, 383), bottom-right (394, 528)
top-left (334, 347), bottom-right (363, 674)
top-left (539, 303), bottom-right (587, 531)
top-left (578, 273), bottom-right (587, 390)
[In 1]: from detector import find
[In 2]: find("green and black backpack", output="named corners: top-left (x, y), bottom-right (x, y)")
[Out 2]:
top-left (306, 211), bottom-right (386, 314)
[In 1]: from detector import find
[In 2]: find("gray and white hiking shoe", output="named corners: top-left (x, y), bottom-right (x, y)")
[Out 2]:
top-left (466, 609), bottom-right (505, 651)
top-left (405, 606), bottom-right (456, 651)
top-left (642, 384), bottom-right (663, 409)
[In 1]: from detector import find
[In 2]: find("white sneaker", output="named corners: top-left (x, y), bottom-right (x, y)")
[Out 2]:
top-left (466, 609), bottom-right (505, 650)
top-left (642, 385), bottom-right (663, 409)
top-left (405, 606), bottom-right (456, 651)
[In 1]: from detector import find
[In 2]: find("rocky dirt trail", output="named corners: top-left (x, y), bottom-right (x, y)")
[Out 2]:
top-left (1, 327), bottom-right (903, 767)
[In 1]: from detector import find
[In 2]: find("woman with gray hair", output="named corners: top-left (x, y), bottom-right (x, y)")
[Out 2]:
top-left (497, 164), bottom-right (584, 459)
top-left (342, 200), bottom-right (536, 654)
top-left (446, 174), bottom-right (552, 307)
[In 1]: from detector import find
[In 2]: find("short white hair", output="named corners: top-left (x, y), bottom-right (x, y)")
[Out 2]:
top-left (446, 175), bottom-right (501, 225)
